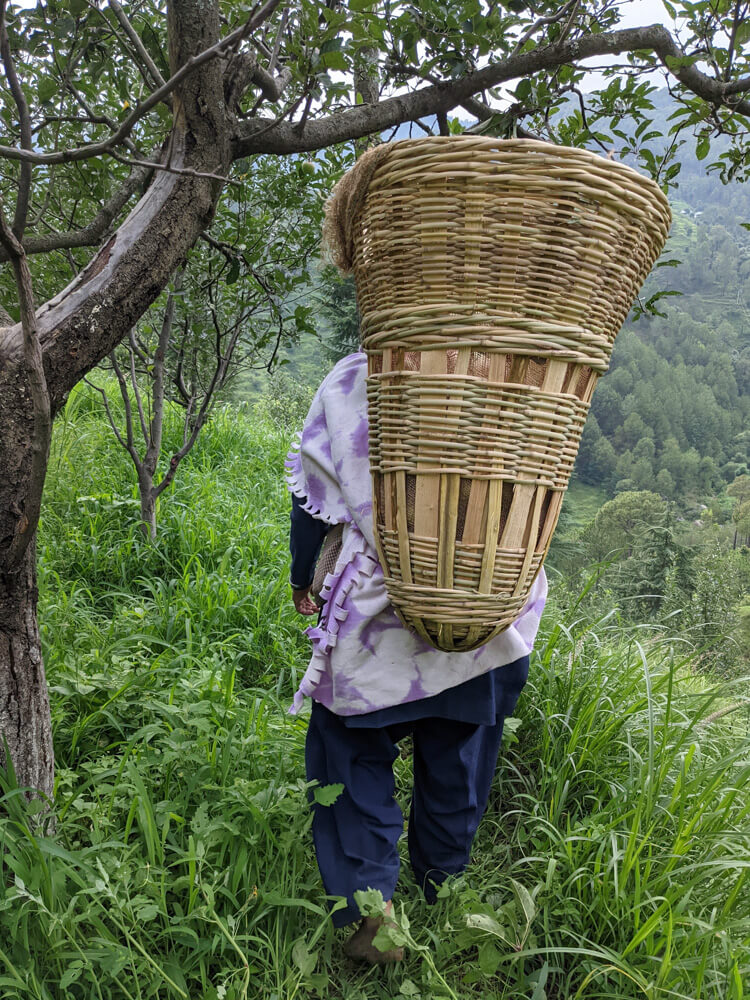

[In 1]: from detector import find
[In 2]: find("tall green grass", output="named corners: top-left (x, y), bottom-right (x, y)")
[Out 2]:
top-left (0, 386), bottom-right (747, 999)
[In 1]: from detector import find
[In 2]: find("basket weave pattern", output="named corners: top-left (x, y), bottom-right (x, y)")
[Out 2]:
top-left (351, 137), bottom-right (671, 651)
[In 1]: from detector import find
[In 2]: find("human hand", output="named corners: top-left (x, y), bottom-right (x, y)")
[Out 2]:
top-left (292, 586), bottom-right (318, 615)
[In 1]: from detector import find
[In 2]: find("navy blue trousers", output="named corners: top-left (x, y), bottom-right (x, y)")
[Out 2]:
top-left (305, 685), bottom-right (523, 927)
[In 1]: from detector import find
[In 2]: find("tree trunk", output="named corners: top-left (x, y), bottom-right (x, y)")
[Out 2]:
top-left (0, 542), bottom-right (53, 800)
top-left (139, 474), bottom-right (157, 541)
top-left (0, 354), bottom-right (53, 799)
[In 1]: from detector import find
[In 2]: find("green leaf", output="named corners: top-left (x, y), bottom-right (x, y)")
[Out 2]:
top-left (530, 961), bottom-right (550, 1000)
top-left (320, 51), bottom-right (348, 72)
top-left (372, 921), bottom-right (408, 950)
top-left (353, 887), bottom-right (386, 918)
top-left (515, 78), bottom-right (532, 103)
top-left (291, 939), bottom-right (317, 977)
top-left (399, 980), bottom-right (420, 997)
top-left (226, 258), bottom-right (241, 285)
top-left (38, 77), bottom-right (57, 103)
top-left (511, 879), bottom-right (536, 928)
top-left (502, 715), bottom-right (522, 746)
top-left (136, 903), bottom-right (160, 921)
top-left (478, 939), bottom-right (501, 975)
top-left (313, 782), bottom-right (344, 806)
top-left (696, 135), bottom-right (711, 161)
top-left (465, 911), bottom-right (511, 943)
top-left (60, 963), bottom-right (84, 989)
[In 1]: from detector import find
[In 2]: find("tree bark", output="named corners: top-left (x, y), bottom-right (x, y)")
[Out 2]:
top-left (0, 542), bottom-right (53, 800)
top-left (139, 476), bottom-right (157, 542)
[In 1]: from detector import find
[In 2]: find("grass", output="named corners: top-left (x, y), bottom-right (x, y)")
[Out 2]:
top-left (559, 480), bottom-right (609, 537)
top-left (1, 385), bottom-right (748, 999)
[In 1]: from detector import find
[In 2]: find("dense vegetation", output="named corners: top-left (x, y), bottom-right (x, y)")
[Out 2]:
top-left (576, 92), bottom-right (750, 501)
top-left (0, 389), bottom-right (747, 999)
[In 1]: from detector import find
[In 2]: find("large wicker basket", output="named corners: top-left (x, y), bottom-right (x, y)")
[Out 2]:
top-left (343, 137), bottom-right (671, 651)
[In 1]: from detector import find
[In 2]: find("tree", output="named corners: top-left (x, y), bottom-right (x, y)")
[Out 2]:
top-left (728, 474), bottom-right (750, 547)
top-left (655, 468), bottom-right (675, 498)
top-left (3, 0), bottom-right (750, 797)
top-left (88, 159), bottom-right (324, 539)
top-left (733, 498), bottom-right (750, 547)
top-left (615, 506), bottom-right (677, 619)
top-left (580, 490), bottom-right (669, 563)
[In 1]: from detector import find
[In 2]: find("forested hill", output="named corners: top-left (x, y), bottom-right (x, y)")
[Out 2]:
top-left (575, 89), bottom-right (750, 503)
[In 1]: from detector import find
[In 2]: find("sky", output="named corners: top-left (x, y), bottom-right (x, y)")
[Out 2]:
top-left (581, 0), bottom-right (675, 90)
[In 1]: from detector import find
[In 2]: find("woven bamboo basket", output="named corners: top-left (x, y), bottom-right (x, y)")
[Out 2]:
top-left (333, 136), bottom-right (671, 651)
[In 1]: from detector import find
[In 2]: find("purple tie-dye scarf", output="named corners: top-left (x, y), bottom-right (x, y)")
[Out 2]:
top-left (285, 352), bottom-right (547, 716)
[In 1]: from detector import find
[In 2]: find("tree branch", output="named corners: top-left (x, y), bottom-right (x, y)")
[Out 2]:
top-left (108, 0), bottom-right (168, 93)
top-left (145, 270), bottom-right (182, 476)
top-left (173, 318), bottom-right (192, 405)
top-left (153, 308), bottom-right (241, 499)
top-left (129, 330), bottom-right (149, 444)
top-left (84, 375), bottom-right (131, 455)
top-left (0, 157), bottom-right (154, 263)
top-left (234, 23), bottom-right (750, 156)
top-left (0, 0), bottom-right (282, 166)
top-left (65, 78), bottom-right (141, 156)
top-left (108, 148), bottom-right (240, 186)
top-left (0, 0), bottom-right (33, 237)
top-left (108, 349), bottom-right (140, 463)
top-left (510, 0), bottom-right (578, 58)
top-left (225, 50), bottom-right (291, 105)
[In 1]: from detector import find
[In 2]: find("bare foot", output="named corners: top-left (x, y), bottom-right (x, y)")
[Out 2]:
top-left (343, 915), bottom-right (404, 965)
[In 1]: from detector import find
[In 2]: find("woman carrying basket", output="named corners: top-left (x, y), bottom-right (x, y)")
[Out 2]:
top-left (286, 350), bottom-right (546, 964)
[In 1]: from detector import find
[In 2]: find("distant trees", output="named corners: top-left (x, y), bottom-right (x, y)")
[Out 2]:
top-left (574, 167), bottom-right (749, 503)
top-left (729, 476), bottom-right (750, 547)
top-left (317, 269), bottom-right (360, 364)
top-left (556, 488), bottom-right (749, 672)
top-left (577, 304), bottom-right (748, 502)
top-left (580, 491), bottom-right (669, 563)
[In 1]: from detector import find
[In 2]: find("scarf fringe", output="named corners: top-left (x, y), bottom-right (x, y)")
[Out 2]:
top-left (288, 528), bottom-right (379, 713)
top-left (285, 436), bottom-right (343, 527)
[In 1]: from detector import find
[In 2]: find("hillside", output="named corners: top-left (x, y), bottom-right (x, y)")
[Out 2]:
top-left (573, 88), bottom-right (750, 501)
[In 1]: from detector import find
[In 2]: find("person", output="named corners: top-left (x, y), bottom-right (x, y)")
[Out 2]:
top-left (286, 351), bottom-right (547, 964)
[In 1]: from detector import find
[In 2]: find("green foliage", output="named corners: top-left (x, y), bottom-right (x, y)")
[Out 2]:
top-left (251, 371), bottom-right (315, 434)
top-left (579, 490), bottom-right (668, 563)
top-left (669, 539), bottom-right (750, 673)
top-left (2, 399), bottom-right (748, 999)
top-left (317, 268), bottom-right (361, 364)
top-left (42, 385), bottom-right (309, 695)
top-left (559, 486), bottom-right (750, 673)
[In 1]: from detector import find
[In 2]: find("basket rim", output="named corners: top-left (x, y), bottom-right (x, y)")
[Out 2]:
top-left (364, 135), bottom-right (671, 216)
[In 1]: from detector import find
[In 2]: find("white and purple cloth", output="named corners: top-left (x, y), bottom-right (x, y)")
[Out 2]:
top-left (285, 352), bottom-right (547, 716)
